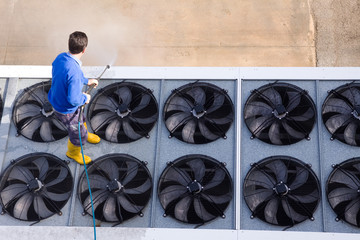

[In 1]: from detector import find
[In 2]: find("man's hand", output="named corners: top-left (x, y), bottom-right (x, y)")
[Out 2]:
top-left (84, 93), bottom-right (91, 104)
top-left (88, 78), bottom-right (99, 88)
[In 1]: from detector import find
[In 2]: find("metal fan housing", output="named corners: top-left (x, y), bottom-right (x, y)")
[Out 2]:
top-left (0, 153), bottom-right (73, 222)
top-left (12, 81), bottom-right (67, 142)
top-left (244, 82), bottom-right (316, 145)
top-left (243, 156), bottom-right (321, 226)
top-left (163, 82), bottom-right (234, 144)
top-left (77, 154), bottom-right (153, 223)
top-left (322, 83), bottom-right (360, 146)
top-left (326, 158), bottom-right (360, 227)
top-left (157, 154), bottom-right (233, 224)
top-left (87, 82), bottom-right (159, 143)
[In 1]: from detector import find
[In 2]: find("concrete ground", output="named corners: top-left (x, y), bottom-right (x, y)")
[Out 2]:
top-left (0, 0), bottom-right (359, 67)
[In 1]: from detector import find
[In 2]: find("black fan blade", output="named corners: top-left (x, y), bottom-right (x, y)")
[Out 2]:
top-left (330, 170), bottom-right (359, 189)
top-left (282, 199), bottom-right (306, 223)
top-left (282, 121), bottom-right (305, 139)
top-left (174, 195), bottom-right (192, 222)
top-left (21, 117), bottom-right (43, 139)
top-left (162, 167), bottom-right (191, 186)
top-left (244, 169), bottom-right (276, 189)
top-left (198, 121), bottom-right (219, 141)
top-left (244, 189), bottom-right (274, 211)
top-left (34, 196), bottom-right (54, 218)
top-left (289, 108), bottom-right (315, 121)
top-left (33, 156), bottom-right (49, 180)
top-left (344, 122), bottom-right (358, 146)
top-left (202, 192), bottom-right (232, 205)
top-left (46, 167), bottom-right (69, 187)
top-left (186, 87), bottom-right (206, 105)
top-left (328, 187), bottom-right (358, 208)
top-left (322, 98), bottom-right (352, 115)
top-left (129, 115), bottom-right (157, 125)
top-left (264, 198), bottom-right (280, 224)
top-left (266, 160), bottom-right (288, 183)
top-left (8, 166), bottom-right (34, 183)
top-left (51, 118), bottom-right (66, 131)
top-left (187, 159), bottom-right (205, 181)
top-left (123, 119), bottom-right (142, 140)
top-left (207, 114), bottom-right (234, 125)
top-left (286, 91), bottom-right (301, 112)
top-left (159, 185), bottom-right (188, 208)
top-left (181, 119), bottom-right (197, 143)
top-left (269, 121), bottom-right (282, 145)
top-left (97, 159), bottom-right (119, 180)
top-left (288, 167), bottom-right (309, 190)
top-left (121, 161), bottom-right (139, 186)
top-left (248, 116), bottom-right (274, 134)
top-left (0, 183), bottom-right (28, 206)
top-left (131, 94), bottom-right (151, 114)
top-left (288, 189), bottom-right (319, 203)
top-left (206, 92), bottom-right (225, 113)
top-left (342, 88), bottom-right (360, 105)
top-left (93, 95), bottom-right (118, 112)
top-left (166, 96), bottom-right (192, 112)
top-left (13, 193), bottom-right (33, 220)
top-left (194, 197), bottom-right (215, 221)
top-left (91, 111), bottom-right (117, 131)
top-left (84, 190), bottom-right (108, 212)
top-left (43, 190), bottom-right (72, 202)
top-left (203, 168), bottom-right (226, 190)
top-left (80, 174), bottom-right (108, 192)
top-left (105, 119), bottom-right (121, 142)
top-left (39, 121), bottom-right (55, 142)
top-left (16, 104), bottom-right (41, 122)
top-left (166, 112), bottom-right (192, 132)
top-left (103, 196), bottom-right (119, 222)
top-left (262, 87), bottom-right (282, 106)
top-left (325, 114), bottom-right (352, 134)
top-left (117, 194), bottom-right (142, 213)
top-left (244, 101), bottom-right (273, 119)
top-left (124, 178), bottom-right (152, 194)
top-left (115, 87), bottom-right (132, 106)
top-left (344, 198), bottom-right (360, 226)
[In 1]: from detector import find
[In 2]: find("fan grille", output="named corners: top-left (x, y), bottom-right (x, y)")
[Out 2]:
top-left (322, 83), bottom-right (360, 146)
top-left (158, 154), bottom-right (233, 224)
top-left (87, 82), bottom-right (158, 143)
top-left (77, 154), bottom-right (152, 223)
top-left (243, 156), bottom-right (321, 226)
top-left (244, 82), bottom-right (316, 145)
top-left (0, 153), bottom-right (73, 222)
top-left (12, 81), bottom-right (67, 142)
top-left (163, 82), bottom-right (234, 144)
top-left (326, 158), bottom-right (360, 227)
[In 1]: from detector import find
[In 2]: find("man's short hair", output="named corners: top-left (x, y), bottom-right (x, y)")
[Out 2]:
top-left (68, 31), bottom-right (88, 54)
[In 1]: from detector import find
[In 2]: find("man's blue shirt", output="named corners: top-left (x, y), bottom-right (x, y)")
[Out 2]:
top-left (48, 52), bottom-right (89, 114)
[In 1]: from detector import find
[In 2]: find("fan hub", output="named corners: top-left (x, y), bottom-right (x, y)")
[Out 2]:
top-left (273, 104), bottom-right (287, 119)
top-left (116, 104), bottom-right (131, 118)
top-left (187, 180), bottom-right (203, 194)
top-left (274, 181), bottom-right (289, 196)
top-left (192, 104), bottom-right (206, 119)
top-left (41, 101), bottom-right (54, 117)
top-left (351, 105), bottom-right (360, 120)
top-left (27, 178), bottom-right (43, 192)
top-left (107, 179), bottom-right (123, 193)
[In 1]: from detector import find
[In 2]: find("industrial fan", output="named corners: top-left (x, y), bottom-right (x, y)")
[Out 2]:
top-left (244, 82), bottom-right (316, 145)
top-left (163, 82), bottom-right (234, 144)
top-left (77, 154), bottom-right (152, 223)
top-left (0, 153), bottom-right (73, 222)
top-left (87, 82), bottom-right (158, 143)
top-left (322, 82), bottom-right (360, 146)
top-left (158, 154), bottom-right (233, 225)
top-left (326, 158), bottom-right (360, 227)
top-left (12, 81), bottom-right (67, 142)
top-left (243, 156), bottom-right (321, 227)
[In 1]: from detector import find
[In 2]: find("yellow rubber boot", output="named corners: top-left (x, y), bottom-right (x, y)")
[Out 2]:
top-left (84, 122), bottom-right (101, 144)
top-left (66, 139), bottom-right (91, 165)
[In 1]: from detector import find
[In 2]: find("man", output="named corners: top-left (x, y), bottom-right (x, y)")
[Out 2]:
top-left (48, 31), bottom-right (100, 164)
